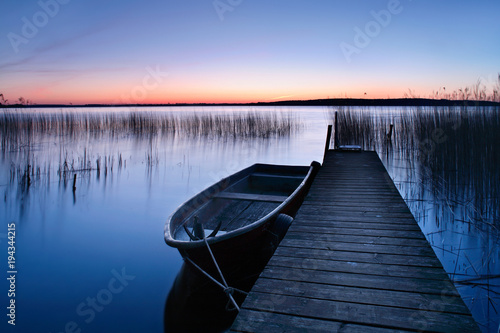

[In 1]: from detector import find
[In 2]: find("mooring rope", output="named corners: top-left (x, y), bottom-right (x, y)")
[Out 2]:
top-left (183, 234), bottom-right (248, 312)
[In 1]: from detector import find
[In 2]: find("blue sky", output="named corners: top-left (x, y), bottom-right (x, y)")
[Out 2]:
top-left (0, 0), bottom-right (499, 104)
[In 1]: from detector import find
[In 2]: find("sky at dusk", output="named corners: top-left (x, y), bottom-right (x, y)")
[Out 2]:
top-left (1, 0), bottom-right (499, 104)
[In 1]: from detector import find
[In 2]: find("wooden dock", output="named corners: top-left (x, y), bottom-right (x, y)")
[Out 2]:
top-left (230, 150), bottom-right (479, 332)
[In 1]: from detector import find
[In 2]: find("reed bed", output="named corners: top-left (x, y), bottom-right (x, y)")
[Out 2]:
top-left (0, 110), bottom-right (300, 152)
top-left (333, 107), bottom-right (394, 151)
top-left (406, 106), bottom-right (499, 219)
top-left (1, 110), bottom-right (300, 189)
top-left (8, 148), bottom-right (126, 192)
top-left (334, 105), bottom-right (500, 330)
top-left (333, 105), bottom-right (500, 226)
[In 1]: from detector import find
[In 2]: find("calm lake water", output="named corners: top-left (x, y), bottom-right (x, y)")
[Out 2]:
top-left (0, 106), bottom-right (498, 332)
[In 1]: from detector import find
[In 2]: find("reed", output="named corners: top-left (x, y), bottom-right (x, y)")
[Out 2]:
top-left (333, 104), bottom-right (500, 227)
top-left (332, 106), bottom-right (392, 150)
top-left (414, 106), bottom-right (499, 224)
top-left (2, 110), bottom-right (299, 188)
top-left (334, 105), bottom-right (500, 329)
top-left (0, 110), bottom-right (300, 152)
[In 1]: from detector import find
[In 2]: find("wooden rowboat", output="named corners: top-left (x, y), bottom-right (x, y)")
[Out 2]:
top-left (164, 161), bottom-right (320, 272)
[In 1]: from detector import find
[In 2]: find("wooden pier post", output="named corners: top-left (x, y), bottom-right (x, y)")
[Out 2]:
top-left (324, 125), bottom-right (332, 157)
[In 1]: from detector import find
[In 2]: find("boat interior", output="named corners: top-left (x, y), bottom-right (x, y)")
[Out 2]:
top-left (173, 168), bottom-right (307, 241)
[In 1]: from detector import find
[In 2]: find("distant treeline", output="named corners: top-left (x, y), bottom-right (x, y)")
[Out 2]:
top-left (1, 98), bottom-right (499, 109)
top-left (252, 98), bottom-right (500, 107)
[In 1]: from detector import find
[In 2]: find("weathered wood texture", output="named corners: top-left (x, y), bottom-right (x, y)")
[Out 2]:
top-left (231, 150), bottom-right (479, 332)
top-left (215, 192), bottom-right (288, 203)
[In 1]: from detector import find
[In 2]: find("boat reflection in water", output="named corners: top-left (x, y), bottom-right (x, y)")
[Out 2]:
top-left (163, 246), bottom-right (270, 333)
top-left (164, 213), bottom-right (297, 332)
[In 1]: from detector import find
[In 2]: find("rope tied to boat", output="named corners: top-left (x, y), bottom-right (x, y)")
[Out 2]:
top-left (183, 221), bottom-right (246, 312)
top-left (224, 286), bottom-right (248, 297)
top-left (183, 216), bottom-right (222, 241)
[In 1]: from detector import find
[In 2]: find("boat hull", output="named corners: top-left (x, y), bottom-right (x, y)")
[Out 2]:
top-left (164, 161), bottom-right (320, 273)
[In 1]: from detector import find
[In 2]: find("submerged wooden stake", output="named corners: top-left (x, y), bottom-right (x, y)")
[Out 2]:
top-left (387, 123), bottom-right (394, 141)
top-left (27, 165), bottom-right (31, 189)
top-left (72, 174), bottom-right (77, 192)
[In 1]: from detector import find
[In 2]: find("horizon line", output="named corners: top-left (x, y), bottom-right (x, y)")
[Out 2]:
top-left (1, 97), bottom-right (500, 108)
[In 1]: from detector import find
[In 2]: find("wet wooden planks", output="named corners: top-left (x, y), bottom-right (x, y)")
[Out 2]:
top-left (230, 150), bottom-right (479, 332)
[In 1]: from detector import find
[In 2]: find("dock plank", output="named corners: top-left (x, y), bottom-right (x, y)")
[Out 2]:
top-left (232, 309), bottom-right (415, 333)
top-left (267, 256), bottom-right (450, 280)
top-left (230, 150), bottom-right (479, 332)
top-left (274, 246), bottom-right (444, 268)
top-left (259, 266), bottom-right (459, 296)
top-left (279, 238), bottom-right (436, 257)
top-left (291, 220), bottom-right (424, 232)
top-left (288, 224), bottom-right (427, 239)
top-left (251, 278), bottom-right (471, 314)
top-left (239, 292), bottom-right (479, 332)
top-left (284, 230), bottom-right (430, 247)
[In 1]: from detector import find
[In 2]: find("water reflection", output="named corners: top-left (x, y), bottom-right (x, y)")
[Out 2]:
top-left (1, 109), bottom-right (301, 203)
top-left (164, 262), bottom-right (238, 333)
top-left (0, 106), bottom-right (321, 333)
top-left (3, 105), bottom-right (497, 331)
top-left (164, 257), bottom-right (267, 333)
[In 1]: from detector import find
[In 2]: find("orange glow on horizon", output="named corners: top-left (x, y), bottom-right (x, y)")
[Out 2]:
top-left (2, 81), bottom-right (452, 105)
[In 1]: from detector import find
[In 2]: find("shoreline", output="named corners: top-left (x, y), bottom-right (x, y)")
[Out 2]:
top-left (1, 98), bottom-right (499, 109)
